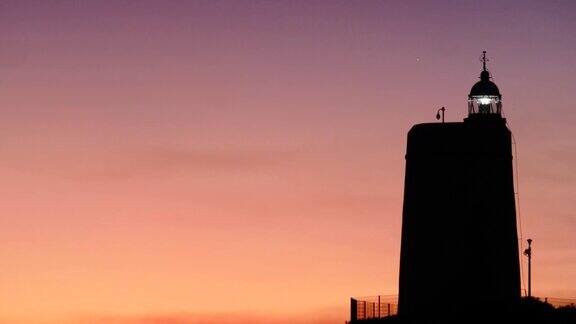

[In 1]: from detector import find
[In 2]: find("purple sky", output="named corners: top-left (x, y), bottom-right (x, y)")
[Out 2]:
top-left (1, 1), bottom-right (575, 323)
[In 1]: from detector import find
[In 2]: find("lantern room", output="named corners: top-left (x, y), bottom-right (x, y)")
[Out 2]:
top-left (468, 51), bottom-right (502, 116)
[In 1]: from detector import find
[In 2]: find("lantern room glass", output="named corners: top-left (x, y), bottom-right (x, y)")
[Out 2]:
top-left (468, 95), bottom-right (502, 115)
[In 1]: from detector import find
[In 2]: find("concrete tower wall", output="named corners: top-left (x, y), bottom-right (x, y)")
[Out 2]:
top-left (398, 117), bottom-right (520, 322)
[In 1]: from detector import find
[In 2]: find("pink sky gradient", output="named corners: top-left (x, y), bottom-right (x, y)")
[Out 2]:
top-left (1, 1), bottom-right (575, 323)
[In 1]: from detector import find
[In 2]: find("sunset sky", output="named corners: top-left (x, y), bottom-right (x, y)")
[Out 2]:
top-left (1, 1), bottom-right (575, 323)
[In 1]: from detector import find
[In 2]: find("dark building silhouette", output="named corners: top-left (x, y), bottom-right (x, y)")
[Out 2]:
top-left (398, 52), bottom-right (520, 323)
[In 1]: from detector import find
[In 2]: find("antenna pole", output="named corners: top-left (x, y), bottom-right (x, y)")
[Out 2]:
top-left (482, 51), bottom-right (487, 71)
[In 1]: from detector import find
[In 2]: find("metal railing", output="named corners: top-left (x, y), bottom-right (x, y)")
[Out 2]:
top-left (350, 295), bottom-right (398, 321)
top-left (348, 295), bottom-right (576, 322)
top-left (541, 297), bottom-right (576, 308)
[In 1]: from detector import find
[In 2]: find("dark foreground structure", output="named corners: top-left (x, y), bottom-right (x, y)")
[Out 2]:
top-left (348, 53), bottom-right (575, 324)
top-left (398, 53), bottom-right (520, 323)
top-left (348, 296), bottom-right (576, 324)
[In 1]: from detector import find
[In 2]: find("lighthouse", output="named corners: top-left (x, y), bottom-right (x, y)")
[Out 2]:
top-left (398, 52), bottom-right (521, 322)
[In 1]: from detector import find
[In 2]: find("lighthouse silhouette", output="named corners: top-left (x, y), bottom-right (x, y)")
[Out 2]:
top-left (398, 52), bottom-right (521, 323)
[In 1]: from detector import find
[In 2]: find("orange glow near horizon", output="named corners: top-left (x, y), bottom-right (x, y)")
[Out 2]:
top-left (1, 1), bottom-right (575, 323)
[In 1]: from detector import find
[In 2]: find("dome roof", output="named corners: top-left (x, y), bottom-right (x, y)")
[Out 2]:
top-left (469, 70), bottom-right (501, 97)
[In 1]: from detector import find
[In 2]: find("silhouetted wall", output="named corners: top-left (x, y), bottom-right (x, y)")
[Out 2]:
top-left (398, 115), bottom-right (520, 322)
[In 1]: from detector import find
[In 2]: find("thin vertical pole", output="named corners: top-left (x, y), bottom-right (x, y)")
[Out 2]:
top-left (378, 295), bottom-right (381, 318)
top-left (350, 298), bottom-right (357, 322)
top-left (527, 239), bottom-right (532, 297)
top-left (388, 303), bottom-right (391, 316)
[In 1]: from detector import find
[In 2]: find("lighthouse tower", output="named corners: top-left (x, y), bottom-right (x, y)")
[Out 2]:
top-left (398, 52), bottom-right (521, 323)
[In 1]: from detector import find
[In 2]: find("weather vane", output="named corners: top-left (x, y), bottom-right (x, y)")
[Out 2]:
top-left (480, 50), bottom-right (489, 71)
